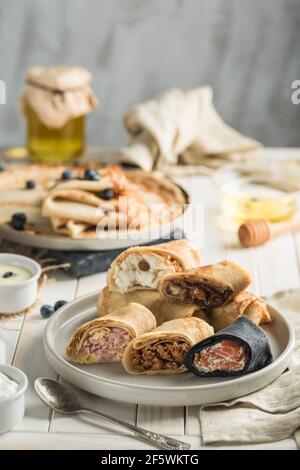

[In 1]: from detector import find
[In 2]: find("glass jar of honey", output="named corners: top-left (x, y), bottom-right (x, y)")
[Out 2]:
top-left (19, 66), bottom-right (97, 163)
top-left (25, 105), bottom-right (85, 163)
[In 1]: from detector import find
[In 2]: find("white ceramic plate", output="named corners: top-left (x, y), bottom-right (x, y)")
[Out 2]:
top-left (0, 219), bottom-right (184, 252)
top-left (44, 292), bottom-right (295, 406)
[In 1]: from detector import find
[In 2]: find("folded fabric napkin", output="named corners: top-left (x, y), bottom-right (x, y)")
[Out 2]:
top-left (114, 87), bottom-right (260, 171)
top-left (199, 291), bottom-right (300, 448)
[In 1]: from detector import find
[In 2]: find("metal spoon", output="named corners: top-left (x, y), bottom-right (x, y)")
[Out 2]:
top-left (34, 377), bottom-right (191, 450)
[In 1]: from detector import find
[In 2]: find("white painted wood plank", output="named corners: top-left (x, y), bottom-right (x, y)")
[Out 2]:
top-left (292, 232), bottom-right (300, 276)
top-left (177, 176), bottom-right (225, 264)
top-left (0, 315), bottom-right (23, 365)
top-left (136, 405), bottom-right (185, 435)
top-left (12, 272), bottom-right (78, 432)
top-left (0, 432), bottom-right (296, 450)
top-left (226, 246), bottom-right (259, 293)
top-left (256, 234), bottom-right (300, 295)
top-left (51, 272), bottom-right (137, 434)
top-left (75, 272), bottom-right (106, 298)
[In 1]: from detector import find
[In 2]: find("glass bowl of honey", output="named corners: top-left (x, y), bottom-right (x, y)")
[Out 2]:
top-left (214, 159), bottom-right (300, 223)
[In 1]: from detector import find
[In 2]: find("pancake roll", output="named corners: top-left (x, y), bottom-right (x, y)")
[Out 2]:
top-left (159, 260), bottom-right (251, 308)
top-left (209, 291), bottom-right (271, 331)
top-left (97, 287), bottom-right (203, 325)
top-left (122, 317), bottom-right (214, 375)
top-left (66, 303), bottom-right (156, 364)
top-left (107, 239), bottom-right (201, 293)
top-left (184, 317), bottom-right (273, 377)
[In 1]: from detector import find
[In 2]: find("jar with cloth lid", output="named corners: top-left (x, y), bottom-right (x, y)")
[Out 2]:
top-left (19, 66), bottom-right (98, 163)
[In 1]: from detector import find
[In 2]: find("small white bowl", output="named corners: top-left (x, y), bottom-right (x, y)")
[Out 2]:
top-left (0, 254), bottom-right (41, 314)
top-left (0, 364), bottom-right (28, 433)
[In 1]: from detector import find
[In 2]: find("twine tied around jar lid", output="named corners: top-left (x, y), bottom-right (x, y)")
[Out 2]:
top-left (19, 66), bottom-right (98, 128)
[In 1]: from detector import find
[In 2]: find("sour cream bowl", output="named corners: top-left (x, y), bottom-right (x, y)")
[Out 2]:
top-left (0, 364), bottom-right (28, 433)
top-left (0, 254), bottom-right (41, 314)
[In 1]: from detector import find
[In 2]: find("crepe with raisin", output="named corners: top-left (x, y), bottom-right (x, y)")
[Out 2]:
top-left (159, 260), bottom-right (251, 308)
top-left (107, 239), bottom-right (201, 293)
top-left (122, 317), bottom-right (213, 375)
top-left (66, 303), bottom-right (156, 364)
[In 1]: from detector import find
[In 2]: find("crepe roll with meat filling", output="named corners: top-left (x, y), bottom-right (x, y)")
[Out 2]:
top-left (107, 239), bottom-right (201, 293)
top-left (159, 260), bottom-right (251, 308)
top-left (66, 303), bottom-right (156, 364)
top-left (184, 317), bottom-right (273, 377)
top-left (209, 291), bottom-right (271, 332)
top-left (97, 287), bottom-right (204, 325)
top-left (122, 317), bottom-right (214, 375)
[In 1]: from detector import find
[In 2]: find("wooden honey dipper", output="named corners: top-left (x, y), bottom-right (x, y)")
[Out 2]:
top-left (238, 218), bottom-right (300, 247)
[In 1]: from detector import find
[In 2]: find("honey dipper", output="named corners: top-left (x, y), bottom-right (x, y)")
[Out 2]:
top-left (238, 218), bottom-right (300, 247)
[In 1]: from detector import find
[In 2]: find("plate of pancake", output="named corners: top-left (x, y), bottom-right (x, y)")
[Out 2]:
top-left (44, 240), bottom-right (294, 406)
top-left (0, 163), bottom-right (189, 251)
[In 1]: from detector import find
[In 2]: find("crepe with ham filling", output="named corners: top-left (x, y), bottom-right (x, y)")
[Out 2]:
top-left (66, 303), bottom-right (156, 364)
top-left (122, 317), bottom-right (214, 375)
top-left (159, 260), bottom-right (251, 308)
top-left (97, 286), bottom-right (205, 325)
top-left (208, 291), bottom-right (271, 331)
top-left (184, 317), bottom-right (273, 377)
top-left (107, 239), bottom-right (201, 293)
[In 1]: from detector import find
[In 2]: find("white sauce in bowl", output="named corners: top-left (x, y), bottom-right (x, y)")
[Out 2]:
top-left (0, 263), bottom-right (32, 285)
top-left (0, 371), bottom-right (18, 398)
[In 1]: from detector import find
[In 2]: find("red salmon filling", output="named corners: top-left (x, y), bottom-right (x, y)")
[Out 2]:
top-left (193, 339), bottom-right (247, 373)
top-left (77, 327), bottom-right (132, 363)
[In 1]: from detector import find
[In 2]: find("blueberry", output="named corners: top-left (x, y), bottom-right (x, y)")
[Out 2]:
top-left (62, 170), bottom-right (73, 180)
top-left (99, 189), bottom-right (115, 200)
top-left (54, 300), bottom-right (68, 311)
top-left (26, 180), bottom-right (36, 189)
top-left (3, 271), bottom-right (16, 279)
top-left (84, 168), bottom-right (100, 181)
top-left (0, 163), bottom-right (5, 172)
top-left (11, 213), bottom-right (27, 231)
top-left (40, 304), bottom-right (55, 319)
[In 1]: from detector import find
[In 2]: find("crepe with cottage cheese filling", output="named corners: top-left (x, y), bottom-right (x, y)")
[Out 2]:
top-left (66, 302), bottom-right (156, 365)
top-left (207, 291), bottom-right (271, 332)
top-left (122, 317), bottom-right (214, 375)
top-left (107, 239), bottom-right (201, 293)
top-left (97, 286), bottom-right (208, 326)
top-left (159, 260), bottom-right (251, 308)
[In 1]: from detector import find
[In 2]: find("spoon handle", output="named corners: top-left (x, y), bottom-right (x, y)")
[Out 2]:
top-left (80, 407), bottom-right (190, 450)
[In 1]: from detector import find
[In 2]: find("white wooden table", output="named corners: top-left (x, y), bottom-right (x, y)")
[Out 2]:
top-left (0, 149), bottom-right (299, 450)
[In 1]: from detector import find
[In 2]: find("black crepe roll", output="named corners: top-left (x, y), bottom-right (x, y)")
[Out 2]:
top-left (184, 317), bottom-right (273, 377)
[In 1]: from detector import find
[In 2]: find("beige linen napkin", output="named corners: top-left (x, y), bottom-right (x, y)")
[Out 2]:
top-left (117, 87), bottom-right (260, 171)
top-left (199, 291), bottom-right (300, 448)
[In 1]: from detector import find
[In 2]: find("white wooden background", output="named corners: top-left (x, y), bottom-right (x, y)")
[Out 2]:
top-left (0, 149), bottom-right (299, 450)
